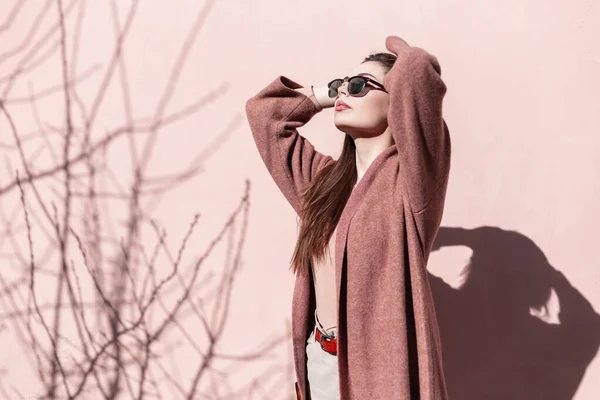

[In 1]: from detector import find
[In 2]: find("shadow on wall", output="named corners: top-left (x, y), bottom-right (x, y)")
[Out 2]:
top-left (429, 226), bottom-right (600, 400)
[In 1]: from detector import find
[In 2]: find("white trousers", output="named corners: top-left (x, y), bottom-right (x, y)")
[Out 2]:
top-left (305, 309), bottom-right (340, 400)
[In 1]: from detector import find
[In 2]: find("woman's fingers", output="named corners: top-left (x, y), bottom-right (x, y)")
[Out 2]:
top-left (385, 35), bottom-right (410, 55)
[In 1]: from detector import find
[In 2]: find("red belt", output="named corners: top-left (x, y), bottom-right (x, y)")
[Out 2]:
top-left (295, 328), bottom-right (338, 399)
top-left (315, 325), bottom-right (337, 355)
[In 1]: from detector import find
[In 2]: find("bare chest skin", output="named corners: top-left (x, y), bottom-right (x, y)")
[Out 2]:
top-left (310, 181), bottom-right (359, 332)
top-left (310, 225), bottom-right (338, 332)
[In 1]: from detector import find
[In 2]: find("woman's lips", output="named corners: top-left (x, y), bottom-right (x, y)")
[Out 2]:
top-left (335, 101), bottom-right (351, 111)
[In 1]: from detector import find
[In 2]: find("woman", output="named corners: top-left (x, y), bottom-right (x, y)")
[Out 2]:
top-left (245, 35), bottom-right (451, 400)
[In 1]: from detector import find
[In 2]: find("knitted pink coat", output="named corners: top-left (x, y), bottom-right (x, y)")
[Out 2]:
top-left (245, 36), bottom-right (451, 399)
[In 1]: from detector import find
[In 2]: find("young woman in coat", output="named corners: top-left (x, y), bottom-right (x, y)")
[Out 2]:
top-left (245, 35), bottom-right (451, 400)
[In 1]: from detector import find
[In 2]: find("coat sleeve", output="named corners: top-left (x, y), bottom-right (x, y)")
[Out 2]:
top-left (245, 75), bottom-right (335, 214)
top-left (384, 46), bottom-right (451, 214)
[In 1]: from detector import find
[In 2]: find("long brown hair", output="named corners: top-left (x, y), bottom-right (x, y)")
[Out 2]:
top-left (289, 52), bottom-right (398, 276)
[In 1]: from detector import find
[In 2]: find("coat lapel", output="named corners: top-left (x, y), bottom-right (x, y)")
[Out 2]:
top-left (333, 145), bottom-right (397, 397)
top-left (334, 145), bottom-right (397, 306)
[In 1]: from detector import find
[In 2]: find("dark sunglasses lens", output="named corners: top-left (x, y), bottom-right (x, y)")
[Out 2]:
top-left (328, 79), bottom-right (342, 98)
top-left (348, 77), bottom-right (366, 95)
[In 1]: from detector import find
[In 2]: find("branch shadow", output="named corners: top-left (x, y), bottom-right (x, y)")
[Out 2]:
top-left (429, 226), bottom-right (600, 400)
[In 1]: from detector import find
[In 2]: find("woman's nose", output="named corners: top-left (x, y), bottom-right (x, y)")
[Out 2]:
top-left (338, 82), bottom-right (349, 96)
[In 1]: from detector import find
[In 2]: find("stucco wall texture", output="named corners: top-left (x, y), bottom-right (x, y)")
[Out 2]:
top-left (0, 1), bottom-right (598, 398)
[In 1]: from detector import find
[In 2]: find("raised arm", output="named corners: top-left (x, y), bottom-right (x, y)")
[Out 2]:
top-left (245, 75), bottom-right (334, 214)
top-left (384, 36), bottom-right (451, 214)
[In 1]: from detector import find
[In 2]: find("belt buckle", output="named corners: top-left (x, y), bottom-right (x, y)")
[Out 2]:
top-left (317, 327), bottom-right (335, 352)
top-left (318, 329), bottom-right (331, 345)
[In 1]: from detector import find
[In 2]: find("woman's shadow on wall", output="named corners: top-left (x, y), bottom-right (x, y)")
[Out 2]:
top-left (429, 226), bottom-right (600, 400)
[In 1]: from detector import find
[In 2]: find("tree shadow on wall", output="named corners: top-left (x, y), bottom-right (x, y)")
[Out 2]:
top-left (429, 226), bottom-right (600, 400)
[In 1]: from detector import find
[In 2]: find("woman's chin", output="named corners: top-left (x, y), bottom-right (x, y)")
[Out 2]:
top-left (334, 117), bottom-right (355, 129)
top-left (334, 119), bottom-right (369, 133)
top-left (334, 123), bottom-right (353, 135)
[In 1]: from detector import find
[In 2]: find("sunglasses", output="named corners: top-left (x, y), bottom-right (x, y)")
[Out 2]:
top-left (327, 75), bottom-right (387, 98)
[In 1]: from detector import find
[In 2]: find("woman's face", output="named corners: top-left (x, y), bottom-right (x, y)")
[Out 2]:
top-left (333, 61), bottom-right (389, 140)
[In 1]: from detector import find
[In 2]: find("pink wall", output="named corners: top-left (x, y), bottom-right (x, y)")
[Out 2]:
top-left (0, 0), bottom-right (598, 398)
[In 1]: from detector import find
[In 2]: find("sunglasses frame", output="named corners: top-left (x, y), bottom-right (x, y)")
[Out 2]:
top-left (327, 75), bottom-right (387, 98)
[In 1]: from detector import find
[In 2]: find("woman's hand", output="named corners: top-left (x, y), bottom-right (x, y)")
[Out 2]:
top-left (383, 35), bottom-right (442, 92)
top-left (385, 35), bottom-right (410, 56)
top-left (293, 85), bottom-right (335, 110)
top-left (383, 35), bottom-right (413, 91)
top-left (311, 85), bottom-right (336, 109)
